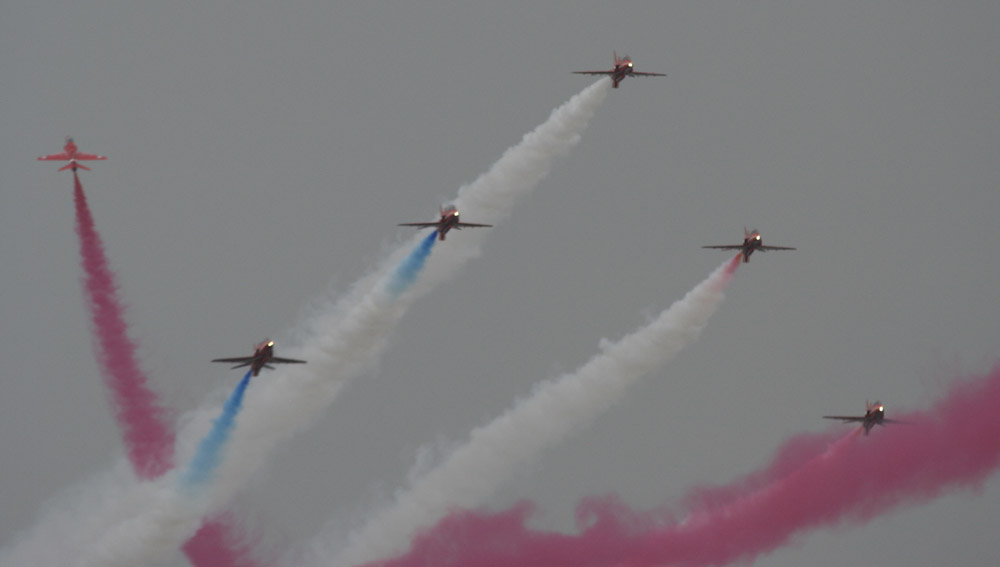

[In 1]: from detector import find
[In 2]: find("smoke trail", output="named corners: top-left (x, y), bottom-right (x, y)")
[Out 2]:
top-left (412, 79), bottom-right (611, 296)
top-left (336, 255), bottom-right (741, 566)
top-left (72, 81), bottom-right (610, 567)
top-left (678, 428), bottom-right (848, 513)
top-left (73, 172), bottom-right (174, 478)
top-left (151, 79), bottom-right (611, 545)
top-left (90, 372), bottom-right (255, 567)
top-left (182, 371), bottom-right (254, 489)
top-left (70, 173), bottom-right (262, 567)
top-left (369, 364), bottom-right (1000, 567)
top-left (182, 512), bottom-right (264, 567)
top-left (386, 231), bottom-right (438, 297)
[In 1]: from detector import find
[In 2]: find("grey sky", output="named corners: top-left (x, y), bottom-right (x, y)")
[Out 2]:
top-left (2, 2), bottom-right (999, 566)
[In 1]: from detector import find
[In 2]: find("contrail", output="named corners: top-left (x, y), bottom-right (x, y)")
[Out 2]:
top-left (90, 371), bottom-right (255, 567)
top-left (73, 172), bottom-right (174, 477)
top-left (368, 364), bottom-right (1000, 567)
top-left (335, 254), bottom-right (741, 567)
top-left (70, 172), bottom-right (260, 566)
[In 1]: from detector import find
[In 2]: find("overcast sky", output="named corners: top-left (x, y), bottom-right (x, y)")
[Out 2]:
top-left (2, 1), bottom-right (999, 565)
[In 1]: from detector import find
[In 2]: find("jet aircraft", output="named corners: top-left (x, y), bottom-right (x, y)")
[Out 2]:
top-left (398, 205), bottom-right (492, 241)
top-left (38, 137), bottom-right (107, 172)
top-left (212, 340), bottom-right (306, 377)
top-left (702, 228), bottom-right (796, 263)
top-left (823, 400), bottom-right (901, 436)
top-left (573, 51), bottom-right (666, 88)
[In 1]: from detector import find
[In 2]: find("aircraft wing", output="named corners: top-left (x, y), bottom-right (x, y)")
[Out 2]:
top-left (38, 153), bottom-right (71, 161)
top-left (212, 357), bottom-right (255, 370)
top-left (398, 222), bottom-right (440, 228)
top-left (759, 245), bottom-right (796, 251)
top-left (572, 70), bottom-right (612, 76)
top-left (702, 245), bottom-right (744, 250)
top-left (455, 222), bottom-right (493, 228)
top-left (822, 415), bottom-right (865, 422)
top-left (270, 357), bottom-right (307, 365)
top-left (59, 162), bottom-right (90, 172)
top-left (631, 72), bottom-right (666, 77)
top-left (74, 153), bottom-right (108, 161)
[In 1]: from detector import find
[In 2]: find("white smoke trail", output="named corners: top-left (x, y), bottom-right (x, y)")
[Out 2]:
top-left (86, 475), bottom-right (207, 567)
top-left (198, 76), bottom-right (610, 524)
top-left (331, 255), bottom-right (741, 567)
top-left (88, 372), bottom-right (255, 567)
top-left (71, 80), bottom-right (610, 567)
top-left (411, 77), bottom-right (611, 296)
top-left (0, 462), bottom-right (175, 567)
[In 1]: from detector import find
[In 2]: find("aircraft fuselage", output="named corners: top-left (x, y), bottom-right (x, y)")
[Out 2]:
top-left (861, 408), bottom-right (886, 434)
top-left (611, 63), bottom-right (633, 88)
top-left (248, 342), bottom-right (276, 376)
top-left (741, 237), bottom-right (763, 263)
top-left (434, 210), bottom-right (464, 240)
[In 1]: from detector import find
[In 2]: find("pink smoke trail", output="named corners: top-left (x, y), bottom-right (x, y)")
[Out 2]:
top-left (73, 172), bottom-right (174, 478)
top-left (182, 516), bottom-right (259, 567)
top-left (368, 363), bottom-right (1000, 567)
top-left (73, 173), bottom-right (262, 566)
top-left (337, 255), bottom-right (740, 566)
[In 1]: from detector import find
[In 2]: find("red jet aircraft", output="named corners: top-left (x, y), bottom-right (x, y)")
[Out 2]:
top-left (37, 137), bottom-right (107, 172)
top-left (573, 51), bottom-right (666, 88)
top-left (398, 205), bottom-right (492, 241)
top-left (702, 228), bottom-right (796, 263)
top-left (823, 400), bottom-right (901, 436)
top-left (212, 340), bottom-right (306, 377)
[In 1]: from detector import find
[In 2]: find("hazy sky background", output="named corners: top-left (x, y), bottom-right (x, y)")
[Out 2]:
top-left (2, 1), bottom-right (999, 565)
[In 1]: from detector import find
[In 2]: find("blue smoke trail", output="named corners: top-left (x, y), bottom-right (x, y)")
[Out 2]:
top-left (386, 230), bottom-right (438, 296)
top-left (181, 370), bottom-right (253, 490)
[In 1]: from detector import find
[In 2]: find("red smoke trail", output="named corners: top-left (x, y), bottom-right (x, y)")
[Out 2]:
top-left (337, 255), bottom-right (740, 567)
top-left (73, 173), bottom-right (262, 566)
top-left (182, 513), bottom-right (264, 567)
top-left (368, 364), bottom-right (1000, 567)
top-left (73, 172), bottom-right (174, 477)
top-left (678, 427), bottom-right (848, 514)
